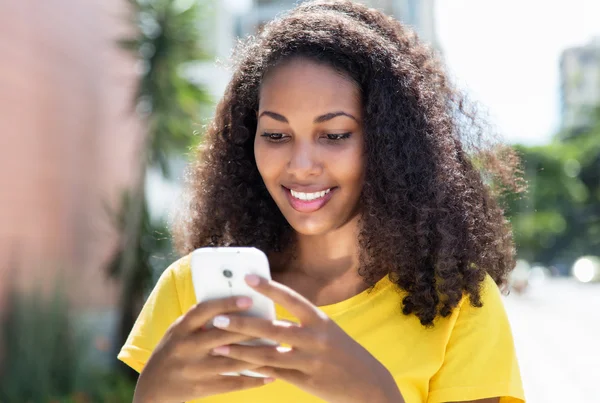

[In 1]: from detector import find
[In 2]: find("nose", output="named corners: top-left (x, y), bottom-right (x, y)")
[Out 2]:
top-left (286, 140), bottom-right (322, 179)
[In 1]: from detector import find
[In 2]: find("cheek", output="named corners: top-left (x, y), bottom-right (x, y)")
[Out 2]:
top-left (254, 142), bottom-right (279, 183)
top-left (332, 147), bottom-right (365, 187)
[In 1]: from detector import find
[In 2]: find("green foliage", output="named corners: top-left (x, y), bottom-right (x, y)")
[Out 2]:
top-left (120, 0), bottom-right (212, 177)
top-left (106, 0), bottom-right (213, 378)
top-left (104, 190), bottom-right (174, 288)
top-left (0, 286), bottom-right (135, 403)
top-left (506, 107), bottom-right (600, 267)
top-left (0, 286), bottom-right (82, 402)
top-left (103, 188), bottom-right (175, 378)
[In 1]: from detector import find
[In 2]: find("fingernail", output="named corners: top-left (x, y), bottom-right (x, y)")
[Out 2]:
top-left (245, 274), bottom-right (260, 286)
top-left (236, 297), bottom-right (252, 308)
top-left (213, 315), bottom-right (230, 328)
top-left (211, 345), bottom-right (230, 355)
top-left (264, 377), bottom-right (275, 384)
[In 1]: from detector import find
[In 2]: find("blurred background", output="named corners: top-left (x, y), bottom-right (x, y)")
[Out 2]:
top-left (0, 0), bottom-right (598, 402)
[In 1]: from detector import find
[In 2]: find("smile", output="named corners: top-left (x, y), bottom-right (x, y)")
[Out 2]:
top-left (290, 188), bottom-right (331, 201)
top-left (283, 186), bottom-right (336, 213)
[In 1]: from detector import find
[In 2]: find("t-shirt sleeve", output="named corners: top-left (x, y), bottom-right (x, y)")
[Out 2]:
top-left (427, 274), bottom-right (526, 403)
top-left (117, 257), bottom-right (187, 373)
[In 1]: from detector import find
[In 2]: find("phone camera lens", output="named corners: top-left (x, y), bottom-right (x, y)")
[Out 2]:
top-left (223, 269), bottom-right (233, 278)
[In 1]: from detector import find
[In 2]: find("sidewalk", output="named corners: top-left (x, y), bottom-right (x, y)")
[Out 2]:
top-left (503, 278), bottom-right (600, 403)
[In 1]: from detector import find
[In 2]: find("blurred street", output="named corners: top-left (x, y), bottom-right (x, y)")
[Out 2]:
top-left (504, 277), bottom-right (600, 403)
top-left (1, 0), bottom-right (599, 401)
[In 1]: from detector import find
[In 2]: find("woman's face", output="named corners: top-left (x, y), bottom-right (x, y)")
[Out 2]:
top-left (254, 58), bottom-right (365, 236)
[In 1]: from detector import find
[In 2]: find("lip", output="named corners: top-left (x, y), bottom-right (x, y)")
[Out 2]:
top-left (282, 185), bottom-right (336, 213)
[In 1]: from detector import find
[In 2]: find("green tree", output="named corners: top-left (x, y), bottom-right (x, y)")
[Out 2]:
top-left (106, 0), bottom-right (213, 376)
top-left (507, 107), bottom-right (600, 269)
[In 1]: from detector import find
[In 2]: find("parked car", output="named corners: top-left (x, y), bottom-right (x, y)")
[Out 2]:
top-left (571, 256), bottom-right (600, 283)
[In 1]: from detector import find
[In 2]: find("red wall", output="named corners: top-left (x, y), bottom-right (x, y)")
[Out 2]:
top-left (0, 0), bottom-right (144, 310)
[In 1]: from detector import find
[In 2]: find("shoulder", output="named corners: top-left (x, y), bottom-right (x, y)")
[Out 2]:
top-left (157, 252), bottom-right (196, 312)
top-left (163, 252), bottom-right (193, 282)
top-left (117, 253), bottom-right (195, 372)
top-left (423, 273), bottom-right (512, 348)
top-left (441, 272), bottom-right (515, 356)
top-left (456, 273), bottom-right (507, 321)
top-left (427, 273), bottom-right (524, 402)
top-left (427, 273), bottom-right (505, 330)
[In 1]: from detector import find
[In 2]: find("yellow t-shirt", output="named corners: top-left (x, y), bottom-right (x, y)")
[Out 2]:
top-left (118, 254), bottom-right (525, 403)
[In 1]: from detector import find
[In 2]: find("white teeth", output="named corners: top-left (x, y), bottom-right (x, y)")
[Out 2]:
top-left (290, 188), bottom-right (331, 201)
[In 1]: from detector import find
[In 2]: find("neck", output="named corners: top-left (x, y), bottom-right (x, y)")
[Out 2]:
top-left (274, 214), bottom-right (362, 284)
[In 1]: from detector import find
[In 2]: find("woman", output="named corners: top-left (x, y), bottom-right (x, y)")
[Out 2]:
top-left (118, 1), bottom-right (527, 402)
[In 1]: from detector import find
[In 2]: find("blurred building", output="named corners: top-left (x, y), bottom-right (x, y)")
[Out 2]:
top-left (0, 0), bottom-right (142, 316)
top-left (559, 37), bottom-right (600, 130)
top-left (236, 0), bottom-right (437, 43)
top-left (193, 0), bottom-right (439, 102)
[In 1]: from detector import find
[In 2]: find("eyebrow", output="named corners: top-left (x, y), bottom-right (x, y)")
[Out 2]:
top-left (258, 110), bottom-right (359, 124)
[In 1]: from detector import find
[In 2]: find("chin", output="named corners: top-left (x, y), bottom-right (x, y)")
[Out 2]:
top-left (287, 218), bottom-right (334, 236)
top-left (281, 207), bottom-right (360, 237)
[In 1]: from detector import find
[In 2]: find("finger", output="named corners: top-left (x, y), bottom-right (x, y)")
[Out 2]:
top-left (252, 366), bottom-right (307, 385)
top-left (211, 344), bottom-right (312, 372)
top-left (177, 296), bottom-right (253, 333)
top-left (245, 275), bottom-right (326, 324)
top-left (204, 373), bottom-right (274, 395)
top-left (183, 328), bottom-right (258, 353)
top-left (197, 354), bottom-right (265, 374)
top-left (212, 315), bottom-right (311, 348)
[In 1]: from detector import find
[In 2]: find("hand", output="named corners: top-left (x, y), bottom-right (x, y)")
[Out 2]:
top-left (133, 296), bottom-right (274, 403)
top-left (209, 275), bottom-right (405, 403)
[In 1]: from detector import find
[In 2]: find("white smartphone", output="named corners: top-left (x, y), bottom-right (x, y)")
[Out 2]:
top-left (190, 247), bottom-right (277, 378)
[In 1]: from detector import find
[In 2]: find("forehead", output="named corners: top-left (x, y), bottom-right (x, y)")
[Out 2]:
top-left (258, 58), bottom-right (362, 116)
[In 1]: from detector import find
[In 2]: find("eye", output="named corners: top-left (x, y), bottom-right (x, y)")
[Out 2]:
top-left (260, 132), bottom-right (288, 142)
top-left (324, 132), bottom-right (352, 141)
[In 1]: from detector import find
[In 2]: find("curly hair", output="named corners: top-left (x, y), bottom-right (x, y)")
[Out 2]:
top-left (172, 0), bottom-right (526, 327)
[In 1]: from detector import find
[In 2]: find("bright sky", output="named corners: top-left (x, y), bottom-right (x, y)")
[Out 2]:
top-left (435, 0), bottom-right (600, 146)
